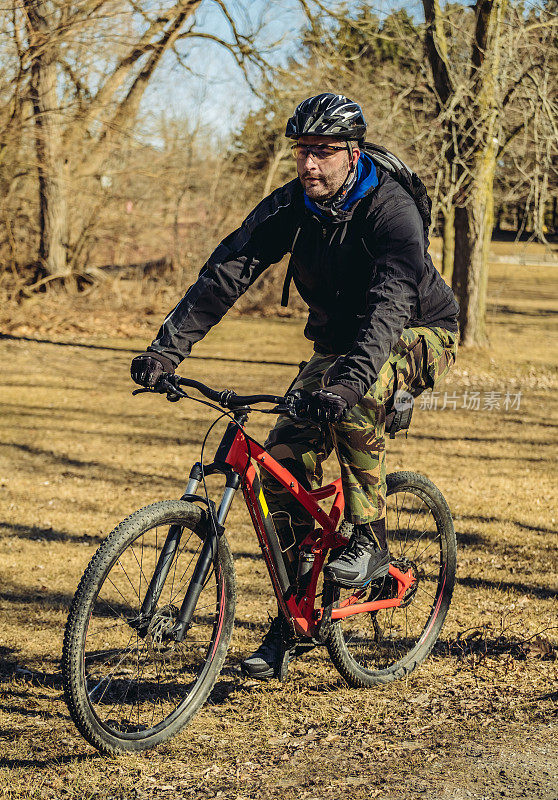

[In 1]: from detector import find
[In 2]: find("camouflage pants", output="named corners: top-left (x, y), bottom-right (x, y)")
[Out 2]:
top-left (261, 326), bottom-right (457, 547)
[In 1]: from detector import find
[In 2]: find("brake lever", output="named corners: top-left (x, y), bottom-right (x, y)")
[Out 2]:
top-left (158, 375), bottom-right (187, 402)
top-left (131, 374), bottom-right (184, 401)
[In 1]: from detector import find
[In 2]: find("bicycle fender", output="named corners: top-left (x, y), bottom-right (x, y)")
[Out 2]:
top-left (179, 493), bottom-right (212, 506)
top-left (179, 494), bottom-right (225, 538)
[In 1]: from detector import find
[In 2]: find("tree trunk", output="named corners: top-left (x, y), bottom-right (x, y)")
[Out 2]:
top-left (262, 141), bottom-right (289, 199)
top-left (27, 3), bottom-right (69, 283)
top-left (424, 0), bottom-right (508, 347)
top-left (452, 147), bottom-right (496, 346)
top-left (535, 169), bottom-right (548, 241)
top-left (441, 204), bottom-right (454, 282)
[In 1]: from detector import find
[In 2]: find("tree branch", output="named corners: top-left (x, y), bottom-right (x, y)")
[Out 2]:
top-left (497, 119), bottom-right (528, 159)
top-left (502, 62), bottom-right (544, 108)
top-left (422, 0), bottom-right (455, 104)
top-left (64, 0), bottom-right (202, 152)
top-left (83, 0), bottom-right (203, 176)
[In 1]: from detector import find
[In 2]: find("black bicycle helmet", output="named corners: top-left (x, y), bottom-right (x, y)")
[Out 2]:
top-left (285, 93), bottom-right (367, 141)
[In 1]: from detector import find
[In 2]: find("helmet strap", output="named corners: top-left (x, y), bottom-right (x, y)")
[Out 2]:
top-left (347, 141), bottom-right (354, 169)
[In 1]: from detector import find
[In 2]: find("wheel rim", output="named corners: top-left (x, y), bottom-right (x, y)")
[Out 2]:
top-left (335, 484), bottom-right (449, 674)
top-left (81, 521), bottom-right (224, 740)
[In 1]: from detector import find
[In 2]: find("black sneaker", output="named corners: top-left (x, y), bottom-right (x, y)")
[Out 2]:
top-left (240, 616), bottom-right (291, 680)
top-left (323, 530), bottom-right (390, 589)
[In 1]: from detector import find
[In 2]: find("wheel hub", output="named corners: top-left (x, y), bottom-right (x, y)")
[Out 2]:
top-left (146, 605), bottom-right (179, 662)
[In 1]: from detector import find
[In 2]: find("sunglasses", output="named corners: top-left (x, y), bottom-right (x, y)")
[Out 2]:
top-left (291, 143), bottom-right (348, 161)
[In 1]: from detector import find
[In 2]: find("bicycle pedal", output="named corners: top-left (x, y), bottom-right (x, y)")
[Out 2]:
top-left (275, 647), bottom-right (292, 682)
top-left (315, 608), bottom-right (333, 642)
top-left (315, 581), bottom-right (340, 642)
top-left (293, 640), bottom-right (317, 653)
top-left (292, 641), bottom-right (318, 659)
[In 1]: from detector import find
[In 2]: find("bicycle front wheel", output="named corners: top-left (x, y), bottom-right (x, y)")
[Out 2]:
top-left (62, 500), bottom-right (236, 753)
top-left (326, 471), bottom-right (456, 687)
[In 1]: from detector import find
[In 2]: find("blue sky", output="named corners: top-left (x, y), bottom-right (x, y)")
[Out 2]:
top-left (144, 1), bottom-right (306, 137)
top-left (143, 0), bottom-right (425, 139)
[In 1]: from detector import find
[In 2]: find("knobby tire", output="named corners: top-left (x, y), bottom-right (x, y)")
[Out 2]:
top-left (62, 500), bottom-right (236, 754)
top-left (326, 471), bottom-right (456, 687)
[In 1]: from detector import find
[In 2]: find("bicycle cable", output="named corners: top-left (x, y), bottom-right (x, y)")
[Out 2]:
top-left (198, 408), bottom-right (235, 542)
top-left (146, 379), bottom-right (284, 546)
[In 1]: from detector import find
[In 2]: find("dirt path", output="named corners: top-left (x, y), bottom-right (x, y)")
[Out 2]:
top-left (0, 263), bottom-right (556, 799)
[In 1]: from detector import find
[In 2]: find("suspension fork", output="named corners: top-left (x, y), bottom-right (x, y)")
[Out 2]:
top-left (134, 466), bottom-right (205, 631)
top-left (171, 463), bottom-right (240, 641)
top-left (137, 523), bottom-right (183, 624)
top-left (135, 462), bottom-right (238, 639)
top-left (142, 414), bottom-right (245, 640)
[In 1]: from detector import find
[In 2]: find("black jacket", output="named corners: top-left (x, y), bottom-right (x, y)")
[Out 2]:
top-left (149, 168), bottom-right (459, 400)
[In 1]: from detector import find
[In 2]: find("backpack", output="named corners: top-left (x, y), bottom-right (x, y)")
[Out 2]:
top-left (361, 142), bottom-right (432, 237)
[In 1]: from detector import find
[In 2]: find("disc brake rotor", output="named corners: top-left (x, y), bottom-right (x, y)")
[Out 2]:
top-left (146, 604), bottom-right (179, 663)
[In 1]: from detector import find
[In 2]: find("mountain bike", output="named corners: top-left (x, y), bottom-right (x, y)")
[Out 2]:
top-left (62, 375), bottom-right (457, 754)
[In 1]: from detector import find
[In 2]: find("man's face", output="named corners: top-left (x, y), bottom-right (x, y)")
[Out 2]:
top-left (294, 135), bottom-right (360, 201)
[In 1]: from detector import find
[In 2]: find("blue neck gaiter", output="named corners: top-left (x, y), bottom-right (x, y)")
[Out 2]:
top-left (304, 153), bottom-right (378, 220)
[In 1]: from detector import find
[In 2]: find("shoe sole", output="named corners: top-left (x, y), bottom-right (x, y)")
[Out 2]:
top-left (240, 663), bottom-right (275, 679)
top-left (323, 559), bottom-right (390, 589)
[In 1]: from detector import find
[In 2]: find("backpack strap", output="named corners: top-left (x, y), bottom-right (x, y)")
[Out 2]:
top-left (281, 260), bottom-right (294, 307)
top-left (281, 226), bottom-right (301, 308)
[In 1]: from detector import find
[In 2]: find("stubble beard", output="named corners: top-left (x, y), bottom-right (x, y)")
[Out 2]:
top-left (300, 161), bottom-right (349, 201)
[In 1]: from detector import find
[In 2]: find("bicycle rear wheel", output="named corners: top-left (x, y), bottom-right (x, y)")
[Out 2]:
top-left (326, 471), bottom-right (456, 687)
top-left (62, 500), bottom-right (236, 753)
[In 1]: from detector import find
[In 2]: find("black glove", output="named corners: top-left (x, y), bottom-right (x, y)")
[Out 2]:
top-left (130, 351), bottom-right (175, 388)
top-left (285, 389), bottom-right (312, 420)
top-left (310, 388), bottom-right (349, 423)
top-left (310, 384), bottom-right (360, 423)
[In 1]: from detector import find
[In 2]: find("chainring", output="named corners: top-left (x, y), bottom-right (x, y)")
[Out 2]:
top-left (390, 557), bottom-right (419, 608)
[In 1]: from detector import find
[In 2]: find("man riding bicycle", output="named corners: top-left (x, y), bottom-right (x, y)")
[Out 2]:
top-left (131, 93), bottom-right (459, 680)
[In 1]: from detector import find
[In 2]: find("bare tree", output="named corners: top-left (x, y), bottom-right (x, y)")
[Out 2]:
top-left (10, 0), bottom-right (271, 289)
top-left (297, 0), bottom-right (557, 343)
top-left (422, 0), bottom-right (558, 345)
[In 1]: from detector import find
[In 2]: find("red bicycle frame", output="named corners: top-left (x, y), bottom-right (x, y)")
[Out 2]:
top-left (222, 425), bottom-right (415, 639)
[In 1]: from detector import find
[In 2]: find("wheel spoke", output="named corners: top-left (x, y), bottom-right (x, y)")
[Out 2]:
top-left (63, 503), bottom-right (235, 752)
top-left (327, 476), bottom-right (455, 684)
top-left (104, 576), bottom-right (137, 613)
top-left (87, 634), bottom-right (136, 704)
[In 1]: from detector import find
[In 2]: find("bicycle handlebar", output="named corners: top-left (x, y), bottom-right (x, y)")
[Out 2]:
top-left (177, 376), bottom-right (284, 408)
top-left (134, 374), bottom-right (287, 411)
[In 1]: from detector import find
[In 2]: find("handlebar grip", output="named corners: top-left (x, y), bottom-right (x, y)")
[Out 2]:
top-left (175, 376), bottom-right (222, 403)
top-left (225, 392), bottom-right (285, 407)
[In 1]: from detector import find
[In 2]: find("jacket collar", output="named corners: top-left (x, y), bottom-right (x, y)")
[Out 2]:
top-left (303, 153), bottom-right (378, 223)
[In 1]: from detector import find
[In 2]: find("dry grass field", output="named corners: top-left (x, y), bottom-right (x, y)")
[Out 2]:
top-left (0, 258), bottom-right (556, 799)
